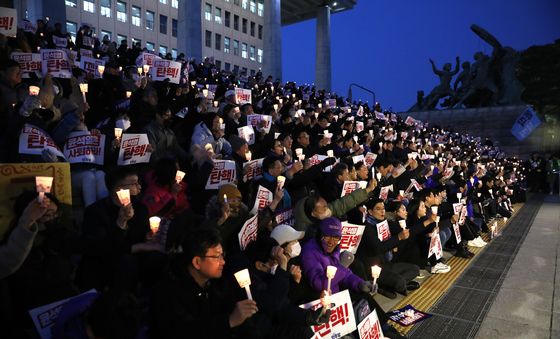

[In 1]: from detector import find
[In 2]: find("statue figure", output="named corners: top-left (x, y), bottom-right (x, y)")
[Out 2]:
top-left (454, 51), bottom-right (498, 107)
top-left (423, 57), bottom-right (460, 109)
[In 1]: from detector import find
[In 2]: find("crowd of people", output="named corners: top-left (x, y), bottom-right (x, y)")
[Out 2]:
top-left (0, 21), bottom-right (531, 339)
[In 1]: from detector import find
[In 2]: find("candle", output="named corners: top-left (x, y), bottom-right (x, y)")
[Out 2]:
top-left (28, 86), bottom-right (40, 96)
top-left (399, 190), bottom-right (404, 197)
top-left (273, 104), bottom-right (278, 111)
top-left (35, 176), bottom-right (53, 203)
top-left (326, 265), bottom-right (337, 293)
top-left (399, 220), bottom-right (407, 230)
top-left (114, 128), bottom-right (123, 139)
top-left (97, 65), bottom-right (105, 76)
top-left (327, 150), bottom-right (334, 158)
top-left (245, 151), bottom-right (252, 161)
top-left (126, 91), bottom-right (132, 98)
top-left (143, 64), bottom-right (150, 74)
top-left (116, 189), bottom-right (131, 206)
top-left (202, 89), bottom-right (208, 97)
top-left (376, 172), bottom-right (382, 181)
top-left (175, 170), bottom-right (186, 183)
top-left (79, 83), bottom-right (88, 102)
top-left (295, 148), bottom-right (303, 157)
top-left (431, 206), bottom-right (438, 215)
top-left (277, 175), bottom-right (286, 190)
top-left (223, 194), bottom-right (228, 204)
top-left (213, 100), bottom-right (219, 107)
top-left (149, 216), bottom-right (161, 233)
top-left (137, 67), bottom-right (143, 75)
top-left (318, 103), bottom-right (322, 109)
top-left (234, 269), bottom-right (253, 300)
top-left (190, 80), bottom-right (196, 86)
top-left (456, 193), bottom-right (462, 201)
top-left (371, 265), bottom-right (382, 286)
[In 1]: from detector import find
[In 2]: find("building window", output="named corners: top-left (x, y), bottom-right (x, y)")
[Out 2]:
top-left (132, 6), bottom-right (141, 26)
top-left (249, 45), bottom-right (255, 61)
top-left (132, 38), bottom-right (142, 46)
top-left (172, 0), bottom-right (178, 8)
top-left (117, 1), bottom-right (127, 23)
top-left (83, 0), bottom-right (95, 13)
top-left (233, 65), bottom-right (239, 74)
top-left (257, 48), bottom-right (263, 63)
top-left (204, 3), bottom-right (212, 21)
top-left (224, 37), bottom-right (230, 53)
top-left (241, 67), bottom-right (247, 75)
top-left (257, 1), bottom-right (264, 16)
top-left (233, 15), bottom-right (239, 31)
top-left (159, 0), bottom-right (166, 4)
top-left (160, 15), bottom-right (167, 34)
top-left (242, 0), bottom-right (248, 10)
top-left (65, 0), bottom-right (77, 8)
top-left (101, 30), bottom-right (111, 41)
top-left (117, 34), bottom-right (127, 45)
top-left (241, 43), bottom-right (247, 59)
top-left (250, 1), bottom-right (256, 13)
top-left (215, 60), bottom-right (221, 70)
top-left (172, 19), bottom-right (177, 37)
top-left (171, 48), bottom-right (177, 59)
top-left (100, 0), bottom-right (111, 17)
top-left (250, 22), bottom-right (255, 37)
top-left (234, 0), bottom-right (240, 6)
top-left (146, 10), bottom-right (154, 30)
top-left (146, 41), bottom-right (154, 52)
top-left (225, 11), bottom-right (230, 27)
top-left (225, 62), bottom-right (231, 71)
top-left (215, 7), bottom-right (222, 24)
top-left (258, 25), bottom-right (262, 39)
top-left (233, 40), bottom-right (239, 56)
top-left (66, 21), bottom-right (77, 42)
top-left (159, 45), bottom-right (167, 55)
top-left (215, 33), bottom-right (221, 50)
top-left (250, 69), bottom-right (256, 76)
top-left (205, 30), bottom-right (212, 48)
top-left (242, 18), bottom-right (247, 34)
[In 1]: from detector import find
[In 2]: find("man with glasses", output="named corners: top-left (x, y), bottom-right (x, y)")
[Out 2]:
top-left (151, 227), bottom-right (258, 338)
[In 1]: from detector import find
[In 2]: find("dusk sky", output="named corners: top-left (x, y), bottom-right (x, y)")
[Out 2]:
top-left (282, 0), bottom-right (560, 112)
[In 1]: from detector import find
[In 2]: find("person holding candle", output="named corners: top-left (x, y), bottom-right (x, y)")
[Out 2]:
top-left (151, 227), bottom-right (258, 339)
top-left (191, 112), bottom-right (232, 158)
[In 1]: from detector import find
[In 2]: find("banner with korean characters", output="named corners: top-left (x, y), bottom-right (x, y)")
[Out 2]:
top-left (250, 185), bottom-right (273, 215)
top-left (340, 222), bottom-right (366, 254)
top-left (63, 131), bottom-right (105, 165)
top-left (150, 59), bottom-right (181, 84)
top-left (238, 214), bottom-right (259, 250)
top-left (41, 49), bottom-right (72, 78)
top-left (18, 124), bottom-right (66, 160)
top-left (235, 88), bottom-right (252, 105)
top-left (341, 181), bottom-right (367, 197)
top-left (0, 7), bottom-right (17, 37)
top-left (205, 160), bottom-right (237, 190)
top-left (299, 289), bottom-right (357, 339)
top-left (117, 133), bottom-right (151, 165)
top-left (247, 114), bottom-right (272, 134)
top-left (358, 309), bottom-right (384, 339)
top-left (11, 52), bottom-right (42, 78)
top-left (243, 158), bottom-right (264, 182)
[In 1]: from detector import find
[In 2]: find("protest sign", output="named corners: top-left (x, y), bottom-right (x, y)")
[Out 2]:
top-left (29, 289), bottom-right (98, 339)
top-left (275, 207), bottom-right (295, 226)
top-left (428, 232), bottom-right (442, 259)
top-left (238, 214), bottom-right (259, 250)
top-left (80, 56), bottom-right (105, 78)
top-left (309, 154), bottom-right (328, 167)
top-left (243, 158), bottom-right (264, 182)
top-left (11, 52), bottom-right (42, 78)
top-left (238, 125), bottom-right (255, 145)
top-left (41, 49), bottom-right (72, 78)
top-left (376, 220), bottom-right (391, 242)
top-left (63, 131), bottom-right (105, 165)
top-left (250, 185), bottom-right (273, 215)
top-left (364, 152), bottom-right (377, 168)
top-left (379, 185), bottom-right (391, 200)
top-left (18, 124), bottom-right (65, 159)
top-left (117, 133), bottom-right (151, 165)
top-left (357, 309), bottom-right (384, 339)
top-left (0, 7), bottom-right (17, 37)
top-left (341, 181), bottom-right (367, 197)
top-left (458, 205), bottom-right (467, 225)
top-left (452, 203), bottom-right (463, 215)
top-left (135, 52), bottom-right (161, 67)
top-left (511, 106), bottom-right (541, 141)
top-left (235, 88), bottom-right (252, 105)
top-left (80, 48), bottom-right (93, 59)
top-left (247, 114), bottom-right (272, 133)
top-left (453, 223), bottom-right (462, 244)
top-left (375, 112), bottom-right (386, 121)
top-left (356, 121), bottom-right (364, 133)
top-left (387, 305), bottom-right (432, 327)
top-left (326, 99), bottom-right (337, 107)
top-left (21, 19), bottom-right (36, 33)
top-left (300, 290), bottom-right (357, 339)
top-left (404, 116), bottom-right (416, 126)
top-left (352, 154), bottom-right (365, 164)
top-left (150, 59), bottom-right (181, 84)
top-left (205, 160), bottom-right (236, 190)
top-left (52, 35), bottom-right (68, 48)
top-left (340, 222), bottom-right (366, 254)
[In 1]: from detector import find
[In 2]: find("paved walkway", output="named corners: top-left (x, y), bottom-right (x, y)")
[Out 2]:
top-left (477, 195), bottom-right (560, 339)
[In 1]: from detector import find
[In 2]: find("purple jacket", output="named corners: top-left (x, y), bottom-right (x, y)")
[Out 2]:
top-left (301, 238), bottom-right (363, 294)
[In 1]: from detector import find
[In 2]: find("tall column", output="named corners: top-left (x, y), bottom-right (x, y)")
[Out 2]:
top-left (263, 0), bottom-right (282, 81)
top-left (178, 0), bottom-right (202, 62)
top-left (315, 5), bottom-right (331, 92)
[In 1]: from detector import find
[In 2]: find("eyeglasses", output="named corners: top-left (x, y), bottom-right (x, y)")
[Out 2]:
top-left (201, 253), bottom-right (226, 261)
top-left (322, 235), bottom-right (341, 243)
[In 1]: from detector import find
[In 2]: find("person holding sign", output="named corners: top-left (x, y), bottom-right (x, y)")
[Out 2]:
top-left (142, 103), bottom-right (188, 165)
top-left (151, 227), bottom-right (258, 338)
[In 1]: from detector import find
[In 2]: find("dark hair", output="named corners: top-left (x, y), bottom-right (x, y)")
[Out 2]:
top-left (156, 102), bottom-right (171, 116)
top-left (354, 161), bottom-right (366, 171)
top-left (303, 192), bottom-right (322, 219)
top-left (331, 162), bottom-right (348, 178)
top-left (244, 236), bottom-right (278, 264)
top-left (1, 59), bottom-right (20, 71)
top-left (87, 290), bottom-right (141, 339)
top-left (180, 227), bottom-right (222, 265)
top-left (262, 155), bottom-right (282, 173)
top-left (154, 158), bottom-right (177, 186)
top-left (105, 167), bottom-right (138, 192)
top-left (406, 199), bottom-right (423, 225)
top-left (365, 198), bottom-right (384, 211)
top-left (223, 104), bottom-right (238, 116)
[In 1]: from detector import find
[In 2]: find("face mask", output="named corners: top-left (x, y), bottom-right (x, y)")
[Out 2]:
top-left (289, 241), bottom-right (301, 258)
top-left (115, 118), bottom-right (131, 131)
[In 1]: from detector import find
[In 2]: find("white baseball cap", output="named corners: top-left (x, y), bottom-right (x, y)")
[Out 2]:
top-left (270, 224), bottom-right (305, 246)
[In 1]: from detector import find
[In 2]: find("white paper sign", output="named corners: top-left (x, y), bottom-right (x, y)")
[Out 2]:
top-left (11, 52), bottom-right (42, 78)
top-left (18, 124), bottom-right (66, 159)
top-left (340, 222), bottom-right (366, 254)
top-left (247, 114), bottom-right (272, 133)
top-left (117, 133), bottom-right (151, 165)
top-left (41, 49), bottom-right (72, 78)
top-left (341, 181), bottom-right (367, 197)
top-left (250, 185), bottom-right (273, 215)
top-left (0, 7), bottom-right (17, 37)
top-left (80, 56), bottom-right (105, 78)
top-left (235, 88), bottom-right (252, 105)
top-left (364, 152), bottom-right (377, 168)
top-left (52, 35), bottom-right (68, 48)
top-left (63, 131), bottom-right (105, 165)
top-left (150, 59), bottom-right (181, 84)
top-left (428, 232), bottom-right (443, 259)
top-left (135, 52), bottom-right (161, 67)
top-left (238, 214), bottom-right (259, 250)
top-left (299, 290), bottom-right (357, 339)
top-left (376, 220), bottom-right (391, 242)
top-left (238, 125), bottom-right (255, 145)
top-left (453, 223), bottom-right (462, 244)
top-left (357, 309), bottom-right (384, 339)
top-left (205, 160), bottom-right (237, 190)
top-left (356, 121), bottom-right (364, 133)
top-left (352, 154), bottom-right (365, 164)
top-left (243, 158), bottom-right (264, 182)
top-left (379, 186), bottom-right (391, 201)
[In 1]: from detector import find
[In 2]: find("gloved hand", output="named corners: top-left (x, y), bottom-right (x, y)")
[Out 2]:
top-left (321, 156), bottom-right (337, 168)
top-left (358, 280), bottom-right (377, 294)
top-left (306, 306), bottom-right (331, 326)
